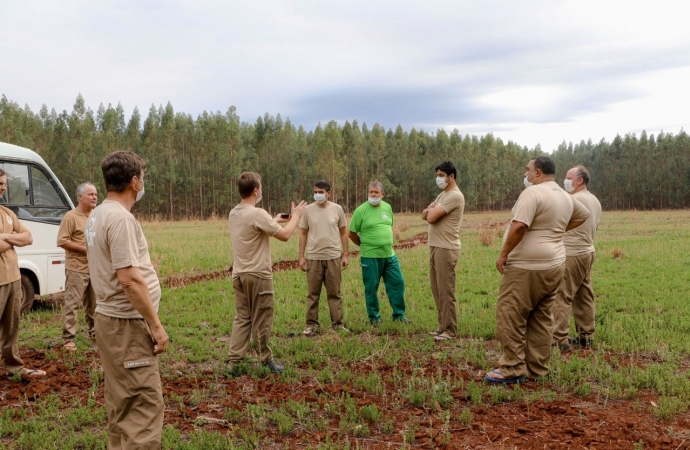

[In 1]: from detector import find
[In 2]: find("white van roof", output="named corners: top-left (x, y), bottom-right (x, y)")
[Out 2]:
top-left (0, 142), bottom-right (50, 165)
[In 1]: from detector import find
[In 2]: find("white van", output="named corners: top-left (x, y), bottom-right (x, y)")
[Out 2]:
top-left (0, 142), bottom-right (74, 312)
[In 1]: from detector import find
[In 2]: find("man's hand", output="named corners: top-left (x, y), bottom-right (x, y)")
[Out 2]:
top-left (342, 254), bottom-right (349, 269)
top-left (275, 214), bottom-right (289, 224)
top-left (299, 257), bottom-right (308, 271)
top-left (291, 201), bottom-right (307, 217)
top-left (150, 323), bottom-right (169, 355)
top-left (496, 254), bottom-right (509, 274)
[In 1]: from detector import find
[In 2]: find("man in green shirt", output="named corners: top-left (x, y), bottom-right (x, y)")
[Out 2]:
top-left (349, 181), bottom-right (408, 326)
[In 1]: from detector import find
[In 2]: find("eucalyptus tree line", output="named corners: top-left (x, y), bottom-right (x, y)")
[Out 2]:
top-left (1, 94), bottom-right (688, 219)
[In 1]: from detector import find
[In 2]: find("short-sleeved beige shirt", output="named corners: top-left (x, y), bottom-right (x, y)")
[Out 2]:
top-left (299, 202), bottom-right (347, 260)
top-left (0, 206), bottom-right (28, 286)
top-left (428, 187), bottom-right (465, 250)
top-left (86, 200), bottom-right (161, 319)
top-left (504, 181), bottom-right (590, 270)
top-left (564, 190), bottom-right (602, 256)
top-left (57, 209), bottom-right (89, 273)
top-left (229, 204), bottom-right (282, 279)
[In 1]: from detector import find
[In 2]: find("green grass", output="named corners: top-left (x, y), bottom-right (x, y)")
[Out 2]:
top-left (8, 210), bottom-right (690, 448)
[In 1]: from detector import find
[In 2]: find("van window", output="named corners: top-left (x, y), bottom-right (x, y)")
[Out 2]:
top-left (0, 162), bottom-right (70, 222)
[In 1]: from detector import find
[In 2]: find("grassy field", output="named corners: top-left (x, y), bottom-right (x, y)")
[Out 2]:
top-left (3, 210), bottom-right (690, 448)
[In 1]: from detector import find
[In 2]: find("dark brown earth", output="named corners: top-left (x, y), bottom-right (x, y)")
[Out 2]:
top-left (6, 231), bottom-right (690, 448)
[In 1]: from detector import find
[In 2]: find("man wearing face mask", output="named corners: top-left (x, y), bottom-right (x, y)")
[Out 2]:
top-left (422, 161), bottom-right (465, 342)
top-left (86, 151), bottom-right (168, 448)
top-left (298, 181), bottom-right (349, 335)
top-left (552, 166), bottom-right (601, 351)
top-left (485, 156), bottom-right (589, 384)
top-left (227, 172), bottom-right (307, 374)
top-left (349, 181), bottom-right (409, 326)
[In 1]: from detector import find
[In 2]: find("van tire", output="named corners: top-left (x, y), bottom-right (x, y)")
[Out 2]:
top-left (20, 273), bottom-right (35, 314)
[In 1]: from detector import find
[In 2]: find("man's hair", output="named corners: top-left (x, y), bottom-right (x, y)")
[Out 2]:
top-left (434, 161), bottom-right (457, 179)
top-left (368, 181), bottom-right (385, 193)
top-left (314, 180), bottom-right (331, 192)
top-left (101, 151), bottom-right (146, 193)
top-left (237, 172), bottom-right (261, 199)
top-left (572, 165), bottom-right (590, 185)
top-left (0, 169), bottom-right (5, 177)
top-left (76, 182), bottom-right (95, 196)
top-left (532, 156), bottom-right (556, 175)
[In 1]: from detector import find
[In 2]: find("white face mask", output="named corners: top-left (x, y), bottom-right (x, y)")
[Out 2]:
top-left (368, 196), bottom-right (382, 206)
top-left (255, 189), bottom-right (262, 204)
top-left (313, 193), bottom-right (326, 203)
top-left (523, 170), bottom-right (535, 189)
top-left (133, 177), bottom-right (145, 202)
top-left (563, 179), bottom-right (574, 193)
top-left (436, 176), bottom-right (448, 189)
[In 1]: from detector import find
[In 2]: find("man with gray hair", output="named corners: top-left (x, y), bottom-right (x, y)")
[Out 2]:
top-left (349, 181), bottom-right (409, 326)
top-left (552, 165), bottom-right (602, 350)
top-left (57, 182), bottom-right (98, 351)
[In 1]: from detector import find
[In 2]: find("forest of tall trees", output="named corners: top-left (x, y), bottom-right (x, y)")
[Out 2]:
top-left (1, 94), bottom-right (688, 219)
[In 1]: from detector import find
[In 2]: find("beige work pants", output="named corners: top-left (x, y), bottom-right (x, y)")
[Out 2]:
top-left (305, 258), bottom-right (343, 328)
top-left (430, 246), bottom-right (460, 338)
top-left (228, 274), bottom-right (275, 364)
top-left (95, 314), bottom-right (164, 450)
top-left (552, 253), bottom-right (596, 345)
top-left (62, 270), bottom-right (96, 341)
top-left (496, 264), bottom-right (564, 378)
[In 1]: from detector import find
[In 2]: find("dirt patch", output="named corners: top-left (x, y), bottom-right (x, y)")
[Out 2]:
top-left (3, 345), bottom-right (688, 448)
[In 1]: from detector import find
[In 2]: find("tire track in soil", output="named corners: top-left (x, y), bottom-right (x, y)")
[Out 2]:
top-left (163, 232), bottom-right (429, 289)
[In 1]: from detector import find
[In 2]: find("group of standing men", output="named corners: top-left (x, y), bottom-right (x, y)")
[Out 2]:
top-left (0, 150), bottom-right (601, 447)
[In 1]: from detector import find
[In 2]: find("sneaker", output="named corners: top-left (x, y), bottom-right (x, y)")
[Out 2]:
top-left (303, 325), bottom-right (320, 336)
top-left (333, 325), bottom-right (349, 332)
top-left (370, 319), bottom-right (381, 328)
top-left (394, 317), bottom-right (412, 324)
top-left (429, 329), bottom-right (442, 336)
top-left (264, 360), bottom-right (284, 374)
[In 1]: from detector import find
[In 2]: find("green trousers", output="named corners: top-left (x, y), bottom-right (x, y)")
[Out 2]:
top-left (360, 256), bottom-right (406, 321)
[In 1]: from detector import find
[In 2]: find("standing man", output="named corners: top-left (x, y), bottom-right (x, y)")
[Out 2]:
top-left (485, 156), bottom-right (589, 384)
top-left (57, 182), bottom-right (98, 351)
top-left (227, 172), bottom-right (306, 374)
top-left (86, 151), bottom-right (168, 448)
top-left (552, 166), bottom-right (602, 350)
top-left (0, 170), bottom-right (43, 378)
top-left (349, 181), bottom-right (409, 326)
top-left (422, 161), bottom-right (465, 342)
top-left (298, 180), bottom-right (349, 335)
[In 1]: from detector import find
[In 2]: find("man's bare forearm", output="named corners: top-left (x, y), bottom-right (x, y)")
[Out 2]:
top-left (3, 231), bottom-right (32, 247)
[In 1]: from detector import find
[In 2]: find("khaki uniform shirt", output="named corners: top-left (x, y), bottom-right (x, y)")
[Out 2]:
top-left (428, 186), bottom-right (465, 250)
top-left (0, 206), bottom-right (28, 286)
top-left (86, 200), bottom-right (161, 319)
top-left (57, 209), bottom-right (89, 273)
top-left (505, 181), bottom-right (590, 270)
top-left (299, 202), bottom-right (347, 260)
top-left (229, 204), bottom-right (282, 280)
top-left (564, 190), bottom-right (602, 256)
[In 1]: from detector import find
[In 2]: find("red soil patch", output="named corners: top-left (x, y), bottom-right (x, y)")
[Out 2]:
top-left (2, 346), bottom-right (689, 448)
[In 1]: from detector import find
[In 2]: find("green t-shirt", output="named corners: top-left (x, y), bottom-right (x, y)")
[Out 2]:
top-left (349, 201), bottom-right (395, 258)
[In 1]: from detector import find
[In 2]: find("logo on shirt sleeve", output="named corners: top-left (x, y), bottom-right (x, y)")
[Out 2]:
top-left (85, 217), bottom-right (97, 247)
top-left (6, 216), bottom-right (12, 225)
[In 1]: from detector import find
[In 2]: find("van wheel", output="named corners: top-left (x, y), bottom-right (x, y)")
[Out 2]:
top-left (20, 273), bottom-right (35, 314)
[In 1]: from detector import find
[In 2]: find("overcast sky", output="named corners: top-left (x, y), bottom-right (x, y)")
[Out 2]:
top-left (2, 0), bottom-right (689, 151)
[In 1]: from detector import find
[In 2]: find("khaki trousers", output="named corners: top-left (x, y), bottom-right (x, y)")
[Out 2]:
top-left (552, 253), bottom-right (596, 345)
top-left (429, 247), bottom-right (460, 338)
top-left (496, 264), bottom-right (564, 378)
top-left (62, 270), bottom-right (96, 342)
top-left (228, 274), bottom-right (275, 364)
top-left (0, 281), bottom-right (23, 374)
top-left (95, 314), bottom-right (164, 450)
top-left (305, 258), bottom-right (343, 328)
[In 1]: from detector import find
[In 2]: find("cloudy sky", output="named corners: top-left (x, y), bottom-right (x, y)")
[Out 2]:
top-left (2, 0), bottom-right (689, 151)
